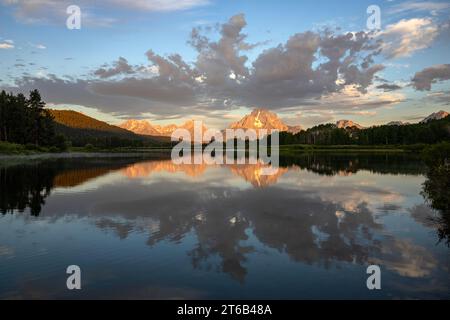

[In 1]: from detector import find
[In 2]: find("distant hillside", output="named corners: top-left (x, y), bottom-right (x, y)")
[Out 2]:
top-left (386, 121), bottom-right (410, 126)
top-left (48, 109), bottom-right (170, 147)
top-left (278, 114), bottom-right (450, 146)
top-left (50, 110), bottom-right (133, 135)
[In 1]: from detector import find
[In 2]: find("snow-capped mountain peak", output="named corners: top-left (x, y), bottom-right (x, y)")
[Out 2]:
top-left (420, 110), bottom-right (449, 123)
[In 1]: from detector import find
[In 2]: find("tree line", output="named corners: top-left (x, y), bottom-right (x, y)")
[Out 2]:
top-left (0, 90), bottom-right (68, 150)
top-left (2, 89), bottom-right (449, 150)
top-left (0, 90), bottom-right (163, 150)
top-left (278, 118), bottom-right (450, 146)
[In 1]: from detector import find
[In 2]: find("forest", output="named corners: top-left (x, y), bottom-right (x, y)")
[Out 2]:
top-left (277, 117), bottom-right (450, 146)
top-left (0, 89), bottom-right (65, 150)
top-left (0, 90), bottom-right (165, 151)
top-left (1, 89), bottom-right (449, 153)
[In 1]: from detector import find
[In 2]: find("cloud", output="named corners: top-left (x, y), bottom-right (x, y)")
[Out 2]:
top-left (0, 42), bottom-right (14, 49)
top-left (89, 51), bottom-right (200, 113)
top-left (0, 245), bottom-right (14, 257)
top-left (376, 83), bottom-right (402, 91)
top-left (1, 0), bottom-right (209, 24)
top-left (192, 19), bottom-right (384, 109)
top-left (93, 57), bottom-right (135, 78)
top-left (145, 50), bottom-right (197, 83)
top-left (190, 13), bottom-right (254, 86)
top-left (92, 77), bottom-right (197, 106)
top-left (378, 18), bottom-right (439, 59)
top-left (425, 91), bottom-right (450, 105)
top-left (108, 0), bottom-right (209, 11)
top-left (388, 1), bottom-right (450, 16)
top-left (412, 64), bottom-right (450, 90)
top-left (372, 238), bottom-right (437, 278)
top-left (300, 84), bottom-right (405, 112)
top-left (3, 75), bottom-right (206, 118)
top-left (4, 14), bottom-right (389, 120)
top-left (4, 75), bottom-right (149, 114)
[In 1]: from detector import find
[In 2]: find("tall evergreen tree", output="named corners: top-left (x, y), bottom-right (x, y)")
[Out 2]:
top-left (0, 89), bottom-right (56, 146)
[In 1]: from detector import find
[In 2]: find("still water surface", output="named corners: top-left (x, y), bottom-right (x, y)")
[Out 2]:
top-left (0, 153), bottom-right (448, 299)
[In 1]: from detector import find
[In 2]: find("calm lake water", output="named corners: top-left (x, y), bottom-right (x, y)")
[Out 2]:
top-left (0, 153), bottom-right (448, 299)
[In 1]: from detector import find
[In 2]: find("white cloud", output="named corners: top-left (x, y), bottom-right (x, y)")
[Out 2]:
top-left (371, 238), bottom-right (437, 278)
top-left (388, 1), bottom-right (450, 15)
top-left (29, 43), bottom-right (46, 49)
top-left (3, 14), bottom-right (391, 120)
top-left (108, 0), bottom-right (209, 11)
top-left (0, 42), bottom-right (14, 49)
top-left (306, 84), bottom-right (405, 112)
top-left (378, 18), bottom-right (439, 59)
top-left (1, 0), bottom-right (209, 24)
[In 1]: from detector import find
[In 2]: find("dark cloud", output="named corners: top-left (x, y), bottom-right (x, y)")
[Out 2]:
top-left (195, 24), bottom-right (384, 108)
top-left (3, 75), bottom-right (211, 118)
top-left (145, 50), bottom-right (197, 82)
top-left (2, 0), bottom-right (208, 25)
top-left (424, 91), bottom-right (450, 106)
top-left (92, 77), bottom-right (196, 106)
top-left (412, 64), bottom-right (450, 91)
top-left (190, 13), bottom-right (253, 85)
top-left (4, 14), bottom-right (388, 119)
top-left (93, 57), bottom-right (135, 78)
top-left (376, 83), bottom-right (402, 91)
top-left (5, 76), bottom-right (151, 116)
top-left (89, 51), bottom-right (200, 113)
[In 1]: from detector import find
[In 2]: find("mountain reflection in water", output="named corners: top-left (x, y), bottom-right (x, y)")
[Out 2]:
top-left (0, 153), bottom-right (448, 299)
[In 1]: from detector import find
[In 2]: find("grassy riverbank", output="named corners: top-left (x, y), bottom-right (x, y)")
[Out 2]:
top-left (279, 143), bottom-right (428, 154)
top-left (0, 141), bottom-right (173, 156)
top-left (0, 140), bottom-right (442, 157)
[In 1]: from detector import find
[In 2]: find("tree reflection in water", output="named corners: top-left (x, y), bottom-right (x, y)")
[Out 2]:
top-left (1, 153), bottom-right (425, 217)
top-left (421, 143), bottom-right (450, 246)
top-left (0, 157), bottom-right (152, 216)
top-left (1, 152), bottom-right (448, 286)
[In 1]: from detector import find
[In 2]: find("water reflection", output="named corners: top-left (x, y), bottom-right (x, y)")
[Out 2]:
top-left (0, 153), bottom-right (448, 299)
top-left (1, 153), bottom-right (427, 217)
top-left (0, 158), bottom-right (147, 216)
top-left (421, 165), bottom-right (450, 246)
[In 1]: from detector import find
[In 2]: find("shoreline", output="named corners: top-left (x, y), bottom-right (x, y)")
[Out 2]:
top-left (0, 147), bottom-right (410, 159)
top-left (1, 142), bottom-right (437, 159)
top-left (0, 149), bottom-right (173, 160)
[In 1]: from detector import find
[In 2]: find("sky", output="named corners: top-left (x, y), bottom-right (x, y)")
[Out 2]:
top-left (0, 0), bottom-right (449, 129)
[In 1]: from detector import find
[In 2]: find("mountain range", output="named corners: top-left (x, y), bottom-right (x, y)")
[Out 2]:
top-left (49, 109), bottom-right (170, 147)
top-left (119, 109), bottom-right (449, 137)
top-left (120, 109), bottom-right (303, 137)
top-left (332, 110), bottom-right (449, 129)
top-left (119, 119), bottom-right (207, 138)
top-left (50, 108), bottom-right (449, 145)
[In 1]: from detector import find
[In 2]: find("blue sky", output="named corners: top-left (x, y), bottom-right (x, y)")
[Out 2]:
top-left (1, 0), bottom-right (449, 129)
